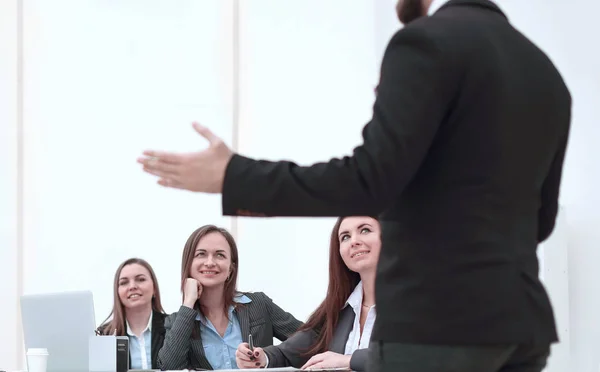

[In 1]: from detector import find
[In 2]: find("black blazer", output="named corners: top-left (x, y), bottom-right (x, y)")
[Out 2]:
top-left (96, 310), bottom-right (167, 369)
top-left (149, 311), bottom-right (167, 369)
top-left (263, 306), bottom-right (369, 371)
top-left (157, 292), bottom-right (303, 370)
top-left (220, 0), bottom-right (571, 346)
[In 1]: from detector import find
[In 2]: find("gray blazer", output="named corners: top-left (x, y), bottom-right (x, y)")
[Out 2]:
top-left (157, 292), bottom-right (303, 371)
top-left (263, 305), bottom-right (369, 371)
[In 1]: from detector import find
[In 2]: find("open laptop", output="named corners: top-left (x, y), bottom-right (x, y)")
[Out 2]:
top-left (21, 290), bottom-right (96, 372)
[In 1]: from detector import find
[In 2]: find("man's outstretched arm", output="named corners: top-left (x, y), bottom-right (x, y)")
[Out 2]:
top-left (222, 27), bottom-right (456, 217)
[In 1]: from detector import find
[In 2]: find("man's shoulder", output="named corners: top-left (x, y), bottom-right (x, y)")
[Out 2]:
top-left (385, 15), bottom-right (461, 57)
top-left (390, 3), bottom-right (513, 46)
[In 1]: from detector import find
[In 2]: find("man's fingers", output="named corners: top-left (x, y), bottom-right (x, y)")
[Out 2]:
top-left (139, 150), bottom-right (184, 165)
top-left (192, 122), bottom-right (221, 146)
top-left (141, 158), bottom-right (181, 173)
top-left (142, 164), bottom-right (179, 179)
top-left (157, 177), bottom-right (185, 189)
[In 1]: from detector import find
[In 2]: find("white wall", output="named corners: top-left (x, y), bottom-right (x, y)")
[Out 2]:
top-left (235, 0), bottom-right (379, 322)
top-left (547, 3), bottom-right (600, 372)
top-left (20, 0), bottom-right (237, 318)
top-left (1, 1), bottom-right (598, 371)
top-left (538, 207), bottom-right (570, 372)
top-left (0, 1), bottom-right (21, 370)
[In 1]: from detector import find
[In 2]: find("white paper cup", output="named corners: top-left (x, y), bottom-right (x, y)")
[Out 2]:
top-left (26, 348), bottom-right (49, 372)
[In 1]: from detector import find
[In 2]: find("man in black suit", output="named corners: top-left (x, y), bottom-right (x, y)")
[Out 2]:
top-left (138, 0), bottom-right (571, 370)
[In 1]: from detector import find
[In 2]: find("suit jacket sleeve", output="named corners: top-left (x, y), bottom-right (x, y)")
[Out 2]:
top-left (349, 349), bottom-right (369, 372)
top-left (157, 306), bottom-right (196, 370)
top-left (261, 292), bottom-right (304, 341)
top-left (263, 329), bottom-right (319, 368)
top-left (537, 129), bottom-right (570, 242)
top-left (222, 26), bottom-right (456, 217)
top-left (263, 328), bottom-right (368, 371)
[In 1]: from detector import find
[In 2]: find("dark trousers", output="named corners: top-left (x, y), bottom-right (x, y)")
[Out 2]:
top-left (367, 341), bottom-right (550, 372)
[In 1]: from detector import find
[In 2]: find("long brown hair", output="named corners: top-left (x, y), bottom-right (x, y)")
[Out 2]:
top-left (298, 217), bottom-right (369, 356)
top-left (180, 225), bottom-right (240, 335)
top-left (98, 257), bottom-right (165, 336)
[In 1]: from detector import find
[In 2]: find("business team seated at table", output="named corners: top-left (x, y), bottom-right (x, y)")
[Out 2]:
top-left (95, 216), bottom-right (380, 371)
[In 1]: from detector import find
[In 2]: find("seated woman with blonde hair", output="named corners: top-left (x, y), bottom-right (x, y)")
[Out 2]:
top-left (97, 258), bottom-right (167, 370)
top-left (157, 224), bottom-right (303, 370)
top-left (236, 216), bottom-right (380, 371)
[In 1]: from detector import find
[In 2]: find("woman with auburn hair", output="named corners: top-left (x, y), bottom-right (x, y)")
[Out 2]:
top-left (97, 258), bottom-right (167, 370)
top-left (157, 224), bottom-right (303, 371)
top-left (236, 216), bottom-right (380, 371)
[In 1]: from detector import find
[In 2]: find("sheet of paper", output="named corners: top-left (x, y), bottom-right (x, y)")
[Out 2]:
top-left (184, 368), bottom-right (350, 372)
top-left (163, 368), bottom-right (351, 372)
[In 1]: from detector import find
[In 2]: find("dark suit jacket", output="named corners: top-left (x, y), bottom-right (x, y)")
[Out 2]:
top-left (157, 292), bottom-right (303, 370)
top-left (96, 310), bottom-right (167, 369)
top-left (221, 0), bottom-right (571, 346)
top-left (263, 306), bottom-right (369, 371)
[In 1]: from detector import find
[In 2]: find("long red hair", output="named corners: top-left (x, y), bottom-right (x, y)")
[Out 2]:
top-left (298, 217), bottom-right (374, 355)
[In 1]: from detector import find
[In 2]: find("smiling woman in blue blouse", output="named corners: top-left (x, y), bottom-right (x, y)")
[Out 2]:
top-left (157, 224), bottom-right (303, 370)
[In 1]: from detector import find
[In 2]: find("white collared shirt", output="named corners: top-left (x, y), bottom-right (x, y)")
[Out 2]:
top-left (126, 312), bottom-right (153, 370)
top-left (343, 281), bottom-right (376, 355)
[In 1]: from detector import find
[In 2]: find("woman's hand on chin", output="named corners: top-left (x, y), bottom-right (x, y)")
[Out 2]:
top-left (183, 278), bottom-right (202, 308)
